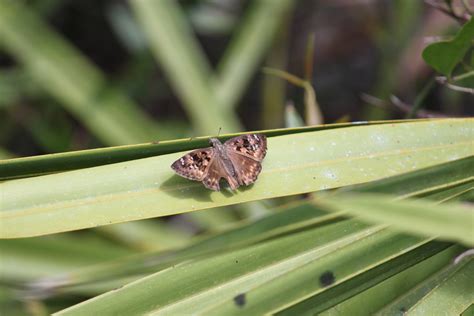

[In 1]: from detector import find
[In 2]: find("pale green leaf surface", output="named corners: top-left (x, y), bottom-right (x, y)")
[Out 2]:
top-left (0, 120), bottom-right (396, 180)
top-left (407, 259), bottom-right (474, 315)
top-left (421, 180), bottom-right (473, 203)
top-left (56, 225), bottom-right (444, 315)
top-left (185, 206), bottom-right (239, 231)
top-left (318, 193), bottom-right (474, 246)
top-left (0, 234), bottom-right (132, 282)
top-left (28, 204), bottom-right (336, 295)
top-left (54, 220), bottom-right (374, 315)
top-left (462, 304), bottom-right (474, 316)
top-left (377, 252), bottom-right (472, 314)
top-left (1, 119), bottom-right (472, 237)
top-left (349, 155), bottom-right (474, 200)
top-left (275, 241), bottom-right (450, 316)
top-left (206, 235), bottom-right (437, 315)
top-left (96, 219), bottom-right (190, 252)
top-left (319, 245), bottom-right (464, 315)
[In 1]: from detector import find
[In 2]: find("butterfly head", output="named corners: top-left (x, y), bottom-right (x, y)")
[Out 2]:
top-left (209, 138), bottom-right (222, 148)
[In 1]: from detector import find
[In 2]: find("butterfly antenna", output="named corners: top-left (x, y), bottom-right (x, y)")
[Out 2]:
top-left (217, 127), bottom-right (222, 137)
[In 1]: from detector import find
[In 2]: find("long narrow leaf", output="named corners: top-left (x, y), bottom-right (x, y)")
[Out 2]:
top-left (377, 253), bottom-right (472, 314)
top-left (406, 259), bottom-right (474, 315)
top-left (350, 155), bottom-right (474, 199)
top-left (318, 193), bottom-right (474, 246)
top-left (0, 1), bottom-right (160, 145)
top-left (0, 120), bottom-right (407, 180)
top-left (129, 0), bottom-right (240, 134)
top-left (318, 245), bottom-right (463, 315)
top-left (54, 220), bottom-right (375, 315)
top-left (215, 0), bottom-right (294, 110)
top-left (1, 119), bottom-right (472, 238)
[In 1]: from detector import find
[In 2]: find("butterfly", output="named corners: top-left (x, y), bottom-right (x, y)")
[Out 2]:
top-left (171, 134), bottom-right (267, 191)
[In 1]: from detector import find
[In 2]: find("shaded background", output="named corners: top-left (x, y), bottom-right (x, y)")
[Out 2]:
top-left (0, 0), bottom-right (472, 158)
top-left (0, 1), bottom-right (473, 314)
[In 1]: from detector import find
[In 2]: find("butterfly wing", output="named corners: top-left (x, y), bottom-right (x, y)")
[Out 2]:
top-left (201, 159), bottom-right (227, 191)
top-left (225, 134), bottom-right (267, 186)
top-left (226, 152), bottom-right (262, 186)
top-left (224, 134), bottom-right (267, 161)
top-left (171, 148), bottom-right (215, 181)
top-left (171, 148), bottom-right (228, 191)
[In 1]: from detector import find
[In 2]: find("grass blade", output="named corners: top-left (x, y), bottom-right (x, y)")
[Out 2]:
top-left (318, 245), bottom-right (464, 315)
top-left (0, 1), bottom-right (161, 145)
top-left (405, 258), bottom-right (474, 315)
top-left (215, 0), bottom-right (294, 110)
top-left (129, 0), bottom-right (241, 134)
top-left (318, 193), bottom-right (474, 246)
top-left (350, 155), bottom-right (474, 200)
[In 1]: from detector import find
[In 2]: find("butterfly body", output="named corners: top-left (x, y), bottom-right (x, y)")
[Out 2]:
top-left (171, 134), bottom-right (267, 191)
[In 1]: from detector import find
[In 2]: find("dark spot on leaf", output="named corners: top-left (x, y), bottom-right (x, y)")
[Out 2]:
top-left (235, 260), bottom-right (239, 264)
top-left (233, 293), bottom-right (246, 307)
top-left (319, 271), bottom-right (335, 287)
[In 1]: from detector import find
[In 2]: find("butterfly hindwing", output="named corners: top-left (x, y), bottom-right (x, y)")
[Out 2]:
top-left (225, 134), bottom-right (266, 186)
top-left (226, 151), bottom-right (263, 186)
top-left (202, 158), bottom-right (239, 191)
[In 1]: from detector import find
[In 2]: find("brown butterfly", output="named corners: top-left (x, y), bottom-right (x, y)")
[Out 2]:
top-left (171, 134), bottom-right (267, 191)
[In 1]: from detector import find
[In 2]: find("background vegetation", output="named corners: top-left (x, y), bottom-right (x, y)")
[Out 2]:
top-left (0, 0), bottom-right (473, 315)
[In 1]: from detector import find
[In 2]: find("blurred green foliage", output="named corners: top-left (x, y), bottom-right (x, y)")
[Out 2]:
top-left (0, 1), bottom-right (473, 314)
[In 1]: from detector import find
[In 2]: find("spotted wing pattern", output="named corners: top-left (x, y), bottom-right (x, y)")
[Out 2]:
top-left (224, 134), bottom-right (267, 161)
top-left (225, 134), bottom-right (267, 186)
top-left (171, 148), bottom-right (214, 181)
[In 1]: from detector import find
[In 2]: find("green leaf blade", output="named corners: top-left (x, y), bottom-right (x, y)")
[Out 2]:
top-left (1, 119), bottom-right (472, 238)
top-left (319, 193), bottom-right (474, 246)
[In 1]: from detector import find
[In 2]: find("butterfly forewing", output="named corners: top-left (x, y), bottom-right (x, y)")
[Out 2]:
top-left (225, 134), bottom-right (267, 186)
top-left (224, 134), bottom-right (267, 161)
top-left (171, 148), bottom-right (214, 181)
